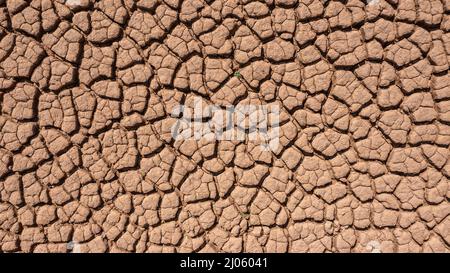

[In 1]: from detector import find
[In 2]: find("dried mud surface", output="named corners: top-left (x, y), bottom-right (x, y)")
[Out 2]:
top-left (0, 0), bottom-right (450, 253)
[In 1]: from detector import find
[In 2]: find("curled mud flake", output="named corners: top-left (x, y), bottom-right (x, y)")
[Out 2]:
top-left (41, 128), bottom-right (71, 156)
top-left (0, 117), bottom-right (37, 153)
top-left (180, 169), bottom-right (217, 203)
top-left (314, 181), bottom-right (347, 204)
top-left (264, 38), bottom-right (296, 62)
top-left (385, 39), bottom-right (422, 67)
top-left (79, 44), bottom-right (115, 86)
top-left (118, 63), bottom-right (153, 86)
top-left (331, 70), bottom-right (372, 113)
top-left (327, 30), bottom-right (367, 67)
top-left (205, 57), bottom-right (233, 91)
top-left (136, 125), bottom-right (163, 157)
top-left (116, 38), bottom-right (143, 69)
top-left (437, 100), bottom-right (450, 124)
top-left (31, 56), bottom-right (77, 91)
top-left (88, 10), bottom-right (122, 44)
top-left (97, 0), bottom-right (129, 25)
top-left (378, 110), bottom-right (411, 145)
top-left (1, 174), bottom-right (24, 206)
top-left (235, 164), bottom-right (270, 187)
top-left (11, 4), bottom-right (41, 37)
top-left (435, 216), bottom-right (450, 245)
top-left (288, 222), bottom-right (332, 253)
top-left (179, 202), bottom-right (216, 238)
top-left (2, 83), bottom-right (38, 121)
top-left (211, 77), bottom-right (247, 106)
top-left (301, 60), bottom-right (333, 94)
top-left (247, 16), bottom-right (274, 40)
top-left (348, 171), bottom-right (374, 202)
top-left (38, 90), bottom-right (78, 134)
top-left (272, 8), bottom-right (296, 37)
top-left (1, 35), bottom-right (45, 78)
top-left (240, 60), bottom-right (271, 89)
top-left (122, 85), bottom-right (148, 114)
top-left (355, 128), bottom-right (392, 161)
top-left (167, 24), bottom-right (201, 59)
top-left (126, 10), bottom-right (164, 48)
top-left (42, 22), bottom-right (84, 64)
top-left (402, 93), bottom-right (438, 123)
top-left (421, 168), bottom-right (449, 205)
top-left (377, 85), bottom-right (404, 109)
top-left (372, 200), bottom-right (399, 228)
top-left (89, 97), bottom-right (121, 134)
top-left (387, 147), bottom-right (428, 175)
top-left (200, 23), bottom-right (234, 56)
top-left (311, 129), bottom-right (350, 158)
top-left (417, 0), bottom-right (444, 26)
top-left (119, 171), bottom-right (152, 195)
top-left (399, 59), bottom-right (432, 94)
top-left (292, 194), bottom-right (325, 222)
top-left (295, 155), bottom-right (332, 192)
top-left (394, 177), bottom-right (425, 210)
top-left (100, 127), bottom-right (138, 171)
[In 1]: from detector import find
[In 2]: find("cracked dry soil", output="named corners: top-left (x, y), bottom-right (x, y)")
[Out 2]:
top-left (0, 0), bottom-right (449, 253)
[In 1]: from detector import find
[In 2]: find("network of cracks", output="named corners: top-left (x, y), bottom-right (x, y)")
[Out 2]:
top-left (0, 0), bottom-right (449, 253)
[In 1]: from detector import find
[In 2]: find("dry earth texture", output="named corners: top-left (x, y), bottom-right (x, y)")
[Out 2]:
top-left (0, 0), bottom-right (450, 253)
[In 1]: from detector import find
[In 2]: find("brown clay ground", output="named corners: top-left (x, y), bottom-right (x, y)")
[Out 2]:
top-left (0, 0), bottom-right (450, 253)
